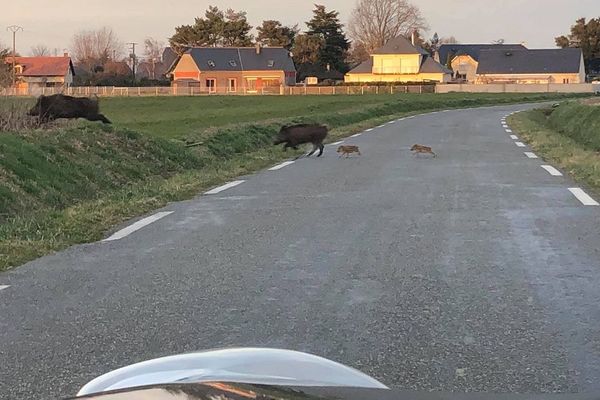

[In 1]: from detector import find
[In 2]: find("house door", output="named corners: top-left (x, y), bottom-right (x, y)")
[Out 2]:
top-left (205, 78), bottom-right (216, 93)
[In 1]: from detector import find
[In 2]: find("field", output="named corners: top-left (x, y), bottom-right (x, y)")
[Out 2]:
top-left (0, 92), bottom-right (589, 270)
top-left (509, 100), bottom-right (600, 195)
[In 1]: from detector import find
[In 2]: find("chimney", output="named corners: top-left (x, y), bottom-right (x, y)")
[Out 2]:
top-left (63, 52), bottom-right (69, 58)
top-left (411, 30), bottom-right (416, 46)
top-left (255, 42), bottom-right (262, 55)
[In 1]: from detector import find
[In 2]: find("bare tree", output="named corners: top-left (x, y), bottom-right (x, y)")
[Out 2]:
top-left (143, 38), bottom-right (165, 79)
top-left (440, 36), bottom-right (459, 45)
top-left (71, 27), bottom-right (124, 68)
top-left (348, 0), bottom-right (428, 54)
top-left (31, 44), bottom-right (50, 56)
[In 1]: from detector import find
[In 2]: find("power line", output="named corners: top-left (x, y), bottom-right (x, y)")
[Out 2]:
top-left (6, 25), bottom-right (23, 88)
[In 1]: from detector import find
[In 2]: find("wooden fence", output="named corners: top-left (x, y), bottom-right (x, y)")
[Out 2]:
top-left (0, 85), bottom-right (435, 97)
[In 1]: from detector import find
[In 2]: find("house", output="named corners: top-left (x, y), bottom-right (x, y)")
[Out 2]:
top-left (344, 36), bottom-right (452, 83)
top-left (475, 48), bottom-right (586, 84)
top-left (137, 47), bottom-right (178, 81)
top-left (5, 55), bottom-right (74, 89)
top-left (168, 44), bottom-right (296, 93)
top-left (436, 44), bottom-right (527, 82)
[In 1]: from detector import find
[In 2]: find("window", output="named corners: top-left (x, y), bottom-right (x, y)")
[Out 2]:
top-left (229, 60), bottom-right (237, 67)
top-left (207, 60), bottom-right (216, 68)
top-left (14, 65), bottom-right (23, 74)
top-left (228, 78), bottom-right (237, 92)
top-left (205, 78), bottom-right (216, 93)
top-left (267, 60), bottom-right (275, 68)
top-left (563, 78), bottom-right (570, 84)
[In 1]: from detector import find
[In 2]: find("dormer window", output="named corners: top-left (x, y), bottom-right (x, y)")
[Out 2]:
top-left (207, 60), bottom-right (216, 68)
top-left (267, 60), bottom-right (275, 68)
top-left (229, 60), bottom-right (237, 67)
top-left (14, 65), bottom-right (23, 74)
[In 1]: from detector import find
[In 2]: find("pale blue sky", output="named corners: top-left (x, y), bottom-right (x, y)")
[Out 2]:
top-left (1, 0), bottom-right (596, 55)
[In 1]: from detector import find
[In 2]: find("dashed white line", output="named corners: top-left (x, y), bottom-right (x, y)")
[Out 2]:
top-left (331, 141), bottom-right (344, 146)
top-left (406, 116), bottom-right (415, 119)
top-left (350, 133), bottom-right (362, 138)
top-left (205, 180), bottom-right (245, 195)
top-left (515, 142), bottom-right (526, 147)
top-left (377, 125), bottom-right (385, 128)
top-left (506, 129), bottom-right (513, 133)
top-left (541, 165), bottom-right (563, 176)
top-left (269, 161), bottom-right (295, 171)
top-left (510, 135), bottom-right (519, 140)
top-left (569, 188), bottom-right (599, 206)
top-left (365, 128), bottom-right (373, 132)
top-left (0, 285), bottom-right (10, 291)
top-left (103, 211), bottom-right (174, 242)
top-left (524, 152), bottom-right (538, 159)
top-left (387, 121), bottom-right (395, 124)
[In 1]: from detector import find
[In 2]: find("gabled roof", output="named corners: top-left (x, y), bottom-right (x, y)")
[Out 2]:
top-left (438, 44), bottom-right (527, 64)
top-left (180, 46), bottom-right (295, 73)
top-left (8, 56), bottom-right (74, 77)
top-left (372, 36), bottom-right (429, 55)
top-left (477, 48), bottom-right (583, 74)
top-left (347, 59), bottom-right (373, 74)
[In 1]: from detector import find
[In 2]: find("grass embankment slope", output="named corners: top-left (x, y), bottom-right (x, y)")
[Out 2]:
top-left (0, 93), bottom-right (587, 270)
top-left (509, 100), bottom-right (600, 194)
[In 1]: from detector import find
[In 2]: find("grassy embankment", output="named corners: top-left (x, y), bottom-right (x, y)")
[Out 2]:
top-left (509, 99), bottom-right (600, 195)
top-left (0, 93), bottom-right (588, 270)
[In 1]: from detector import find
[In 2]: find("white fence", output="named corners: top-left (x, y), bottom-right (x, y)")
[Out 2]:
top-left (436, 83), bottom-right (600, 94)
top-left (1, 85), bottom-right (435, 97)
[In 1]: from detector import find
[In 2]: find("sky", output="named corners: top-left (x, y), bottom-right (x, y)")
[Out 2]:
top-left (1, 0), bottom-right (596, 56)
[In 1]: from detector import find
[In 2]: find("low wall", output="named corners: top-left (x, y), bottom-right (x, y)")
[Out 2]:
top-left (436, 83), bottom-right (600, 94)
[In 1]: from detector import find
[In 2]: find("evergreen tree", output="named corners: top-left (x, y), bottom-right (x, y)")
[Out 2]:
top-left (306, 4), bottom-right (350, 72)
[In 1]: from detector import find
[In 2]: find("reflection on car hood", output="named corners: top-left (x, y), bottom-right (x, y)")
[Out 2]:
top-left (68, 382), bottom-right (600, 400)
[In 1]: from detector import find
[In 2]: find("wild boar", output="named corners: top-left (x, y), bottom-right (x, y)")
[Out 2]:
top-left (274, 124), bottom-right (328, 157)
top-left (28, 94), bottom-right (111, 124)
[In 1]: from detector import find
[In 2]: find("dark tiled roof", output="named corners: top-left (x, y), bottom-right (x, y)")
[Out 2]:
top-left (438, 44), bottom-right (527, 64)
top-left (420, 56), bottom-right (452, 74)
top-left (477, 48), bottom-right (583, 74)
top-left (372, 36), bottom-right (429, 55)
top-left (8, 56), bottom-right (74, 76)
top-left (185, 47), bottom-right (295, 72)
top-left (296, 63), bottom-right (344, 81)
top-left (347, 59), bottom-right (373, 74)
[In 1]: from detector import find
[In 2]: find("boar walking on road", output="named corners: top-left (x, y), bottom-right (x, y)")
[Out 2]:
top-left (274, 124), bottom-right (328, 157)
top-left (28, 94), bottom-right (112, 124)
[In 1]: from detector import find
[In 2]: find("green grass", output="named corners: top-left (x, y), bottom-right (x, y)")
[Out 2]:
top-left (509, 101), bottom-right (600, 195)
top-left (0, 93), bottom-right (590, 270)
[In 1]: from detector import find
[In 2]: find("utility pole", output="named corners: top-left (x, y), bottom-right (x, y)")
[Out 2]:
top-left (6, 25), bottom-right (23, 88)
top-left (127, 42), bottom-right (137, 84)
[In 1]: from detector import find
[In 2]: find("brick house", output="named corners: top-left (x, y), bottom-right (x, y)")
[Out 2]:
top-left (6, 55), bottom-right (75, 90)
top-left (168, 45), bottom-right (296, 93)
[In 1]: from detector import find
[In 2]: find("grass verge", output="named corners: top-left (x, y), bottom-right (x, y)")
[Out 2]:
top-left (0, 93), bottom-right (590, 270)
top-left (508, 101), bottom-right (600, 196)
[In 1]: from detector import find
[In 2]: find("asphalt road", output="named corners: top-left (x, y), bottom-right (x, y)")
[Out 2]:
top-left (1, 104), bottom-right (600, 399)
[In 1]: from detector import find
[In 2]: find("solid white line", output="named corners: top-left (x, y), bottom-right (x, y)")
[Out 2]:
top-left (0, 285), bottom-right (10, 291)
top-left (331, 141), bottom-right (344, 146)
top-left (103, 211), bottom-right (174, 242)
top-left (365, 128), bottom-right (373, 132)
top-left (510, 135), bottom-right (519, 140)
top-left (569, 188), bottom-right (599, 206)
top-left (524, 152), bottom-right (538, 159)
top-left (351, 133), bottom-right (362, 137)
top-left (269, 161), bottom-right (295, 171)
top-left (541, 165), bottom-right (563, 176)
top-left (515, 142), bottom-right (526, 147)
top-left (205, 180), bottom-right (245, 195)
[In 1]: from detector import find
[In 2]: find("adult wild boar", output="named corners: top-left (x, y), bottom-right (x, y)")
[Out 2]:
top-left (274, 124), bottom-right (328, 157)
top-left (28, 94), bottom-right (111, 124)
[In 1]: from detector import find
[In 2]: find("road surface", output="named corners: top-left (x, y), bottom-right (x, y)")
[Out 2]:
top-left (1, 104), bottom-right (600, 399)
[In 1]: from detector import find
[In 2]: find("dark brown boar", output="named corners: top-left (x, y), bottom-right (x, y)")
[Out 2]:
top-left (273, 124), bottom-right (328, 157)
top-left (28, 94), bottom-right (111, 124)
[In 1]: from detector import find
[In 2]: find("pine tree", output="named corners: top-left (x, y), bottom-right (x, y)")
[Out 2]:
top-left (306, 4), bottom-right (350, 72)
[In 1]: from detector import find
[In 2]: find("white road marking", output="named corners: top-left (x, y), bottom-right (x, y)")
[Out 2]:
top-left (515, 142), bottom-right (526, 147)
top-left (377, 125), bottom-right (385, 128)
top-left (350, 133), bottom-right (362, 138)
top-left (569, 188), bottom-right (599, 206)
top-left (510, 135), bottom-right (519, 140)
top-left (205, 180), bottom-right (245, 195)
top-left (502, 124), bottom-right (509, 128)
top-left (406, 116), bottom-right (415, 119)
top-left (331, 141), bottom-right (344, 146)
top-left (524, 152), bottom-right (538, 159)
top-left (365, 128), bottom-right (373, 132)
top-left (103, 211), bottom-right (174, 242)
top-left (388, 121), bottom-right (395, 124)
top-left (0, 285), bottom-right (10, 291)
top-left (541, 165), bottom-right (563, 176)
top-left (506, 129), bottom-right (513, 133)
top-left (442, 110), bottom-right (450, 113)
top-left (269, 161), bottom-right (295, 171)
